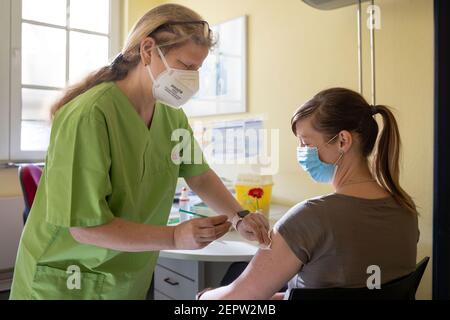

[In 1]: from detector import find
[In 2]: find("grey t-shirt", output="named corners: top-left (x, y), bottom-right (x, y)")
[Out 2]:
top-left (274, 193), bottom-right (419, 292)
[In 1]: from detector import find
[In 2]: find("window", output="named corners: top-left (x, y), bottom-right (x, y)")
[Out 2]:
top-left (1, 0), bottom-right (120, 162)
top-left (183, 16), bottom-right (247, 117)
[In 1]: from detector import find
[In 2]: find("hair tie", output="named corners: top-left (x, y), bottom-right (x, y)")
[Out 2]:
top-left (111, 53), bottom-right (125, 69)
top-left (370, 105), bottom-right (378, 116)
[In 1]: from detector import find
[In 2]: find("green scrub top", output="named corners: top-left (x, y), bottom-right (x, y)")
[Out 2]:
top-left (10, 82), bottom-right (210, 300)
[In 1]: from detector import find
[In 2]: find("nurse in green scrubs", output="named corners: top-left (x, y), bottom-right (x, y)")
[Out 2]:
top-left (10, 4), bottom-right (270, 300)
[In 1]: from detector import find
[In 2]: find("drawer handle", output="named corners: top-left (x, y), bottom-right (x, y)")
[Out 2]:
top-left (164, 277), bottom-right (179, 286)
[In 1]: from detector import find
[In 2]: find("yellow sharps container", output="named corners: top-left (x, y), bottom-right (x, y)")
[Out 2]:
top-left (234, 174), bottom-right (273, 219)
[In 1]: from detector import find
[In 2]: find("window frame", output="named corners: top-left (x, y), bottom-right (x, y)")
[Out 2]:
top-left (7, 0), bottom-right (121, 162)
top-left (183, 15), bottom-right (248, 118)
top-left (0, 0), bottom-right (11, 161)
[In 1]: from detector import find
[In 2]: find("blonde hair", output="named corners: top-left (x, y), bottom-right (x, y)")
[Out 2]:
top-left (50, 3), bottom-right (214, 117)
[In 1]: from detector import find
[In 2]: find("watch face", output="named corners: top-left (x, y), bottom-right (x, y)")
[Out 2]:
top-left (238, 210), bottom-right (250, 218)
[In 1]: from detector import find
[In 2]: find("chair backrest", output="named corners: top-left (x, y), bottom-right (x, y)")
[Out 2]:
top-left (288, 257), bottom-right (430, 300)
top-left (18, 164), bottom-right (43, 224)
top-left (220, 262), bottom-right (249, 286)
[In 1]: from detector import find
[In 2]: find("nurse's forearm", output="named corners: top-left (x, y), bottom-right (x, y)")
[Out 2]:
top-left (70, 218), bottom-right (176, 252)
top-left (186, 169), bottom-right (242, 220)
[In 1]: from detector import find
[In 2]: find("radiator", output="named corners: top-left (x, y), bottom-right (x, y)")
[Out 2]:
top-left (0, 197), bottom-right (24, 291)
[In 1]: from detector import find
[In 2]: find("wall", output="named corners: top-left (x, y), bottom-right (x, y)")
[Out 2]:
top-left (0, 169), bottom-right (22, 197)
top-left (125, 0), bottom-right (434, 299)
top-left (122, 0), bottom-right (163, 42)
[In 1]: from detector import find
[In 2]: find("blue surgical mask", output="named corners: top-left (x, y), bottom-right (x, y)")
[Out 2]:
top-left (296, 135), bottom-right (344, 183)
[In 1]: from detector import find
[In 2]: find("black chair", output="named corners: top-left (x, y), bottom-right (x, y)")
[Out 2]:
top-left (220, 262), bottom-right (288, 292)
top-left (220, 262), bottom-right (249, 286)
top-left (288, 257), bottom-right (429, 300)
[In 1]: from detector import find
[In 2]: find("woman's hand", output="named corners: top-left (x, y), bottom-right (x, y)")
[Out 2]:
top-left (237, 212), bottom-right (271, 246)
top-left (173, 215), bottom-right (231, 250)
top-left (196, 287), bottom-right (214, 300)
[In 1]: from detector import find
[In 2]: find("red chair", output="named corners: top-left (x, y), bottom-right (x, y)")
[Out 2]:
top-left (18, 164), bottom-right (42, 224)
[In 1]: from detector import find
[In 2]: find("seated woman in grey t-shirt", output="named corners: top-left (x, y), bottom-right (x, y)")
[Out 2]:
top-left (199, 87), bottom-right (419, 300)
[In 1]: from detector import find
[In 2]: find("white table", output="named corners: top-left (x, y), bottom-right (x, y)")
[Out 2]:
top-left (153, 204), bottom-right (290, 300)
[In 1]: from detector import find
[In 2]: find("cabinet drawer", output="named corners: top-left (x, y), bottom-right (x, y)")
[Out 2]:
top-left (157, 257), bottom-right (198, 280)
top-left (154, 290), bottom-right (174, 300)
top-left (155, 265), bottom-right (196, 300)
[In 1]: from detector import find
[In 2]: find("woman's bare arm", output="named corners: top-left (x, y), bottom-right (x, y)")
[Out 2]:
top-left (70, 218), bottom-right (176, 252)
top-left (199, 230), bottom-right (303, 300)
top-left (70, 215), bottom-right (231, 252)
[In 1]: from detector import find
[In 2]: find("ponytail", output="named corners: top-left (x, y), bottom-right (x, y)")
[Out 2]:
top-left (50, 54), bottom-right (139, 117)
top-left (372, 105), bottom-right (418, 214)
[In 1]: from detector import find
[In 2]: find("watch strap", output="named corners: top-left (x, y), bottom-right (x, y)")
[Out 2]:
top-left (232, 210), bottom-right (250, 230)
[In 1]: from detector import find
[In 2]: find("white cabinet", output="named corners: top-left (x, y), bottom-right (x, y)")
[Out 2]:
top-left (154, 258), bottom-right (203, 300)
top-left (154, 265), bottom-right (197, 300)
top-left (154, 257), bottom-right (237, 300)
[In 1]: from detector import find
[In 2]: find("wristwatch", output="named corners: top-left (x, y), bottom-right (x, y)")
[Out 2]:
top-left (231, 210), bottom-right (250, 231)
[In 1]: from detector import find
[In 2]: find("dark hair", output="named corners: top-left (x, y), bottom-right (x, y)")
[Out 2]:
top-left (291, 88), bottom-right (417, 214)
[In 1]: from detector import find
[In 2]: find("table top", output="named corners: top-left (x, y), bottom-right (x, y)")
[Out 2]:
top-left (160, 204), bottom-right (290, 262)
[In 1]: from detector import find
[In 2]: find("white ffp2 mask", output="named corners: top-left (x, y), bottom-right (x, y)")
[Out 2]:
top-left (147, 47), bottom-right (199, 109)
